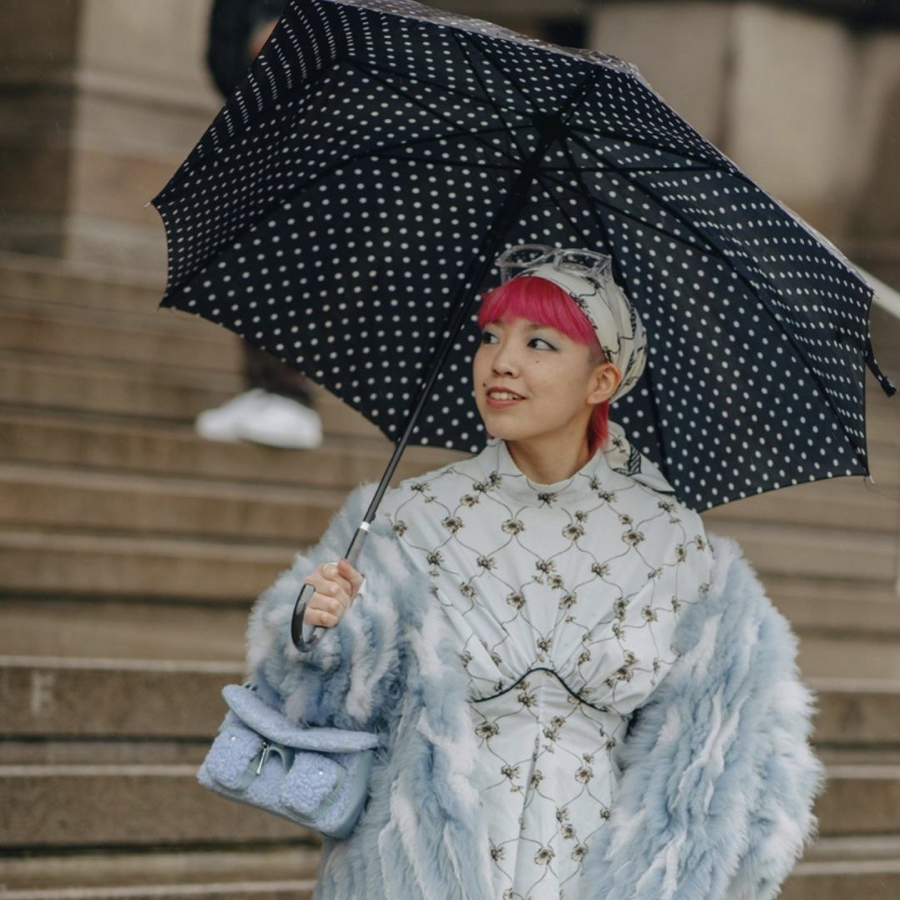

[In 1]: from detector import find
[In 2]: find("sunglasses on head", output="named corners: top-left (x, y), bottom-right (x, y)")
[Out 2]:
top-left (496, 244), bottom-right (614, 282)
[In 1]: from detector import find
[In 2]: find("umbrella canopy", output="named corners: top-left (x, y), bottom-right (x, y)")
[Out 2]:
top-left (152, 0), bottom-right (895, 513)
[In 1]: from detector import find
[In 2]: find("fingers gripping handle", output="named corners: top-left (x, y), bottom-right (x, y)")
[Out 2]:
top-left (290, 522), bottom-right (370, 651)
top-left (291, 581), bottom-right (319, 650)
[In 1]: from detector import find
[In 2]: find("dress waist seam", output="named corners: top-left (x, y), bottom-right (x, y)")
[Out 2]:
top-left (470, 666), bottom-right (612, 713)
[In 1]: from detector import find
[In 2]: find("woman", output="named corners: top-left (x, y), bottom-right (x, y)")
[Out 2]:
top-left (246, 245), bottom-right (826, 899)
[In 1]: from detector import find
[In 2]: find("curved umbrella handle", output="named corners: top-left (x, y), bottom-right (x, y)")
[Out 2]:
top-left (291, 581), bottom-right (320, 650)
top-left (290, 522), bottom-right (371, 651)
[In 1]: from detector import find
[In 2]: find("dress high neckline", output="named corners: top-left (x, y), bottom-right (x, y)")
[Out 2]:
top-left (477, 437), bottom-right (615, 507)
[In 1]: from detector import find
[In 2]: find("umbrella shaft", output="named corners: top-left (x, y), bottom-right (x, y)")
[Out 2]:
top-left (291, 69), bottom-right (602, 652)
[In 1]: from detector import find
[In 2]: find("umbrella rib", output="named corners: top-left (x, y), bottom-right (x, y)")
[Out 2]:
top-left (449, 29), bottom-right (533, 129)
top-left (567, 123), bottom-right (723, 172)
top-left (531, 167), bottom-right (618, 267)
top-left (450, 32), bottom-right (528, 144)
top-left (536, 167), bottom-right (715, 256)
top-left (362, 122), bottom-right (532, 160)
top-left (540, 143), bottom-right (676, 482)
top-left (368, 152), bottom-right (528, 173)
top-left (345, 59), bottom-right (526, 167)
top-left (348, 54), bottom-right (527, 117)
top-left (567, 131), bottom-right (868, 470)
top-left (567, 129), bottom-right (778, 266)
top-left (567, 164), bottom-right (721, 176)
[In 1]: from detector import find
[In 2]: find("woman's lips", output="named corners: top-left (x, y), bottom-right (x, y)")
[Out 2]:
top-left (486, 390), bottom-right (524, 409)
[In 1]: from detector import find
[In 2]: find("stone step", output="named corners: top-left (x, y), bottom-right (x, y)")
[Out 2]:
top-left (0, 763), bottom-right (314, 849)
top-left (1, 851), bottom-right (898, 900)
top-left (0, 353), bottom-right (242, 424)
top-left (1, 336), bottom-right (895, 465)
top-left (0, 407), bottom-right (891, 535)
top-left (708, 520), bottom-right (898, 586)
top-left (781, 860), bottom-right (900, 900)
top-left (3, 459), bottom-right (895, 552)
top-left (0, 848), bottom-right (898, 900)
top-left (4, 651), bottom-right (900, 746)
top-left (1, 283), bottom-right (898, 445)
top-left (3, 584), bottom-right (897, 681)
top-left (0, 250), bottom-right (164, 315)
top-left (1, 749), bottom-right (891, 848)
top-left (798, 634), bottom-right (900, 679)
top-left (809, 678), bottom-right (900, 746)
top-left (0, 883), bottom-right (314, 899)
top-left (0, 520), bottom-right (895, 609)
top-left (0, 350), bottom-right (392, 441)
top-left (766, 577), bottom-right (900, 636)
top-left (0, 296), bottom-right (239, 374)
top-left (803, 833), bottom-right (900, 862)
top-left (0, 462), bottom-right (344, 543)
top-left (702, 474), bottom-right (899, 533)
top-left (813, 758), bottom-right (900, 835)
top-left (0, 845), bottom-right (318, 895)
top-left (0, 529), bottom-right (292, 603)
top-left (0, 409), bottom-right (461, 492)
top-left (0, 657), bottom-right (240, 739)
top-left (788, 829), bottom-right (900, 898)
top-left (0, 598), bottom-right (248, 662)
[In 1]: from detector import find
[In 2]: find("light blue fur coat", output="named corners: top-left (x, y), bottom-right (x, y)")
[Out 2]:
top-left (246, 482), bottom-right (827, 899)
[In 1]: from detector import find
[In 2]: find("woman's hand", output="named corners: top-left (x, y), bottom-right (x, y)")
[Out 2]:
top-left (301, 558), bottom-right (364, 628)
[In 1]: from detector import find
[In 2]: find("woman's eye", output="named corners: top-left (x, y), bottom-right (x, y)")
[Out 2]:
top-left (480, 331), bottom-right (497, 344)
top-left (529, 337), bottom-right (555, 350)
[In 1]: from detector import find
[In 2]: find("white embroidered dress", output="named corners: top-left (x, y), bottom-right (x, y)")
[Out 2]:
top-left (378, 438), bottom-right (714, 900)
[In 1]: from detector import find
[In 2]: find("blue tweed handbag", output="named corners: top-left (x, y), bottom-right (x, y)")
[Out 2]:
top-left (197, 683), bottom-right (381, 839)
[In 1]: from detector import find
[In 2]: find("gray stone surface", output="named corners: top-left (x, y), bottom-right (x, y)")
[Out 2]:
top-left (588, 1), bottom-right (734, 145)
top-left (0, 0), bottom-right (218, 267)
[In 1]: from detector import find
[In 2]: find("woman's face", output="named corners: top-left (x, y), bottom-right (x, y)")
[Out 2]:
top-left (473, 316), bottom-right (621, 448)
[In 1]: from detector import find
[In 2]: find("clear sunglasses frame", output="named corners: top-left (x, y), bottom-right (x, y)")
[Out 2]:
top-left (495, 243), bottom-right (615, 283)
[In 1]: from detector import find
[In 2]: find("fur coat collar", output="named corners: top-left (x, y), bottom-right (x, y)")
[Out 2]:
top-left (246, 483), bottom-right (826, 900)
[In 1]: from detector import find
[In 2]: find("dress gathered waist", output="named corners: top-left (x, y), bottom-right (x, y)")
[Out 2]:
top-left (470, 665), bottom-right (619, 715)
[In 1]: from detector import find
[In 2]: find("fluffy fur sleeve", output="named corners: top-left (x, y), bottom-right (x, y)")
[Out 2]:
top-left (585, 532), bottom-right (828, 900)
top-left (245, 482), bottom-right (413, 733)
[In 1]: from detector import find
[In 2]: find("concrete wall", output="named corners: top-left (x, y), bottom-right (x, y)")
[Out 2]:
top-left (0, 0), bottom-right (219, 270)
top-left (588, 1), bottom-right (900, 285)
top-left (1, 0), bottom-right (899, 285)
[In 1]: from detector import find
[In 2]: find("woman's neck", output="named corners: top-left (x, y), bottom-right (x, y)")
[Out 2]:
top-left (504, 434), bottom-right (594, 485)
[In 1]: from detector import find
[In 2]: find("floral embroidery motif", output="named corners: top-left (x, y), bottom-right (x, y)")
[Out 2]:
top-left (442, 515), bottom-right (463, 533)
top-left (507, 590), bottom-right (525, 610)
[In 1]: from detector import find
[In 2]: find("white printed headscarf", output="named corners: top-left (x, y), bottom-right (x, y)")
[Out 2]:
top-left (494, 244), bottom-right (676, 495)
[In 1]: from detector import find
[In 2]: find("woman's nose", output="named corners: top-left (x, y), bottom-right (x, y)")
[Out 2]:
top-left (491, 344), bottom-right (518, 375)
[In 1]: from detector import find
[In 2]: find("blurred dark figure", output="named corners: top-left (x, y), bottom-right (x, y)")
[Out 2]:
top-left (196, 0), bottom-right (323, 449)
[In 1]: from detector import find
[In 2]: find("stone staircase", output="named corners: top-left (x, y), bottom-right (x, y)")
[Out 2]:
top-left (0, 250), bottom-right (898, 897)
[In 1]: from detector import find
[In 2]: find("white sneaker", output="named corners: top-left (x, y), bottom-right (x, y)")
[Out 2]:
top-left (236, 392), bottom-right (324, 450)
top-left (194, 389), bottom-right (267, 442)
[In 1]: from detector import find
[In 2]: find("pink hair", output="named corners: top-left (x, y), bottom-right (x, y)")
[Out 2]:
top-left (477, 275), bottom-right (610, 456)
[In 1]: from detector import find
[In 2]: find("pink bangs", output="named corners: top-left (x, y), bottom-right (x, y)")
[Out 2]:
top-left (477, 275), bottom-right (598, 345)
top-left (477, 275), bottom-right (611, 455)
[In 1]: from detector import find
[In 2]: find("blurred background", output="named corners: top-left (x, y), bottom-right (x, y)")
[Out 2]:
top-left (0, 1), bottom-right (898, 897)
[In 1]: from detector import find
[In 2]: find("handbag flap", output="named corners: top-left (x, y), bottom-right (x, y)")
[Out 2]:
top-left (222, 684), bottom-right (381, 752)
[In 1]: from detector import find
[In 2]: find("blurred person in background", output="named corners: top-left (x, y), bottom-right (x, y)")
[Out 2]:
top-left (197, 0), bottom-right (324, 449)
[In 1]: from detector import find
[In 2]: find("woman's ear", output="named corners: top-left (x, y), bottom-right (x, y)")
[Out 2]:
top-left (588, 361), bottom-right (622, 406)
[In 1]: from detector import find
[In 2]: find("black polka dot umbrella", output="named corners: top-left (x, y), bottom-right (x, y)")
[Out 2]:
top-left (152, 0), bottom-right (896, 518)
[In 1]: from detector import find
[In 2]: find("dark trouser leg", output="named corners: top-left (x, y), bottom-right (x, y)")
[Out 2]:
top-left (242, 342), bottom-right (315, 407)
